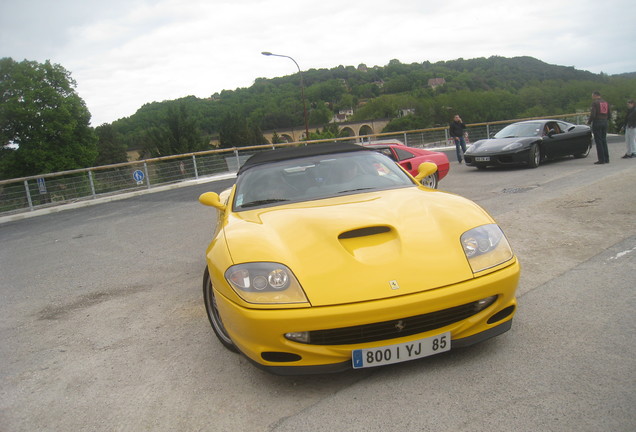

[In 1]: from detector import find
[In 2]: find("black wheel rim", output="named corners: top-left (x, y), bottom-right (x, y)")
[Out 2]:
top-left (205, 274), bottom-right (233, 345)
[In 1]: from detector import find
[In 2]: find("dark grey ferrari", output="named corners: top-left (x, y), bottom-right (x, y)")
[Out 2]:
top-left (464, 120), bottom-right (592, 169)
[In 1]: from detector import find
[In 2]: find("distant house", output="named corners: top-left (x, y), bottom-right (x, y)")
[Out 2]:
top-left (428, 78), bottom-right (446, 89)
top-left (332, 108), bottom-right (354, 123)
top-left (398, 108), bottom-right (415, 118)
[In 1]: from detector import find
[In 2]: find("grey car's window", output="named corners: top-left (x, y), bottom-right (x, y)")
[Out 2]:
top-left (557, 121), bottom-right (573, 132)
top-left (543, 122), bottom-right (561, 135)
top-left (494, 122), bottom-right (543, 138)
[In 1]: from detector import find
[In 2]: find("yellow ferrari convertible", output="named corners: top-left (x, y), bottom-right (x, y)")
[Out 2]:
top-left (199, 143), bottom-right (519, 374)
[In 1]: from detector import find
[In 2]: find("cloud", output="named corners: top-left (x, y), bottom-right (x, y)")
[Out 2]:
top-left (1, 0), bottom-right (635, 126)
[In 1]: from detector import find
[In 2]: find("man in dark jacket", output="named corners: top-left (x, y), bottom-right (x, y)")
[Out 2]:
top-left (449, 114), bottom-right (467, 164)
top-left (588, 91), bottom-right (610, 164)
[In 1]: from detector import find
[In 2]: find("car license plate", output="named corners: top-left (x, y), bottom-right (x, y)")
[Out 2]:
top-left (475, 157), bottom-right (490, 162)
top-left (352, 332), bottom-right (450, 369)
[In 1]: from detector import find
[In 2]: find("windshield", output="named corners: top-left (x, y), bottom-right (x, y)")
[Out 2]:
top-left (494, 122), bottom-right (542, 138)
top-left (233, 151), bottom-right (415, 211)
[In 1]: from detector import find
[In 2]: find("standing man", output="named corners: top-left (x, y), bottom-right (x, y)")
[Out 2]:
top-left (588, 91), bottom-right (610, 164)
top-left (450, 114), bottom-right (467, 164)
top-left (621, 99), bottom-right (636, 158)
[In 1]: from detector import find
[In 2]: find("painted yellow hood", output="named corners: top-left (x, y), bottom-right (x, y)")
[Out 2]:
top-left (221, 187), bottom-right (495, 306)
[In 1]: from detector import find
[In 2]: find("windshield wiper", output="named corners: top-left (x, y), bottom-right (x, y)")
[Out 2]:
top-left (337, 187), bottom-right (374, 194)
top-left (240, 198), bottom-right (289, 208)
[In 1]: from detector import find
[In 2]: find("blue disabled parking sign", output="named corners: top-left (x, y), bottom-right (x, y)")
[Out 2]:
top-left (133, 169), bottom-right (145, 184)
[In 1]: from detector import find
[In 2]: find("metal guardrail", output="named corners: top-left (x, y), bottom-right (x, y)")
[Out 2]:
top-left (0, 113), bottom-right (588, 216)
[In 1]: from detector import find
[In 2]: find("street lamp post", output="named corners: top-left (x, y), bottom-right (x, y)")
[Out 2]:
top-left (261, 51), bottom-right (310, 140)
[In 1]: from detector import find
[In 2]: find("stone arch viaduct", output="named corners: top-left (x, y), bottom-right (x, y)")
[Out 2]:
top-left (261, 118), bottom-right (391, 143)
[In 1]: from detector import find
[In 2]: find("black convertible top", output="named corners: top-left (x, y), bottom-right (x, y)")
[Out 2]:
top-left (238, 143), bottom-right (368, 175)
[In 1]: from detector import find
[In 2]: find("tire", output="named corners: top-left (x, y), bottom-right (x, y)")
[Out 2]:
top-left (203, 267), bottom-right (238, 352)
top-left (528, 143), bottom-right (541, 168)
top-left (420, 172), bottom-right (438, 189)
top-left (574, 143), bottom-right (591, 158)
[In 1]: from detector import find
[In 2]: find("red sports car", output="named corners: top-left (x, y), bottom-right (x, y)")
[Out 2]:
top-left (364, 140), bottom-right (450, 189)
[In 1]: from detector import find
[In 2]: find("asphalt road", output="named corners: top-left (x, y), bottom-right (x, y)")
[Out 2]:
top-left (1, 136), bottom-right (635, 432)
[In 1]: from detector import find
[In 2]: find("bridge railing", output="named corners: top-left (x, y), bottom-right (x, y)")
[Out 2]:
top-left (0, 113), bottom-right (588, 216)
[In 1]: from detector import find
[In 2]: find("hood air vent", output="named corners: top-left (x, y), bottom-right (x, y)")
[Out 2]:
top-left (338, 226), bottom-right (391, 240)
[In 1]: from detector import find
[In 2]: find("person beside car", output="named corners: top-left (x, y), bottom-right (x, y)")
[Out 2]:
top-left (588, 91), bottom-right (610, 164)
top-left (621, 99), bottom-right (636, 159)
top-left (449, 114), bottom-right (467, 164)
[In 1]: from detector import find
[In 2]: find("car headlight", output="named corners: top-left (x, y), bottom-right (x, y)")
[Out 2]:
top-left (502, 141), bottom-right (523, 151)
top-left (461, 224), bottom-right (514, 273)
top-left (225, 262), bottom-right (309, 304)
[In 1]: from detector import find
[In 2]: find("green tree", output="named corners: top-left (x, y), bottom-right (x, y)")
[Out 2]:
top-left (141, 102), bottom-right (208, 157)
top-left (219, 112), bottom-right (266, 148)
top-left (307, 102), bottom-right (333, 125)
top-left (350, 95), bottom-right (398, 120)
top-left (306, 80), bottom-right (346, 104)
top-left (308, 123), bottom-right (349, 140)
top-left (271, 131), bottom-right (283, 144)
top-left (383, 115), bottom-right (431, 132)
top-left (0, 58), bottom-right (97, 179)
top-left (95, 124), bottom-right (128, 165)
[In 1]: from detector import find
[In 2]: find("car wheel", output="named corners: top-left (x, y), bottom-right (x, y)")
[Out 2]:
top-left (528, 143), bottom-right (541, 168)
top-left (574, 144), bottom-right (591, 158)
top-left (420, 172), bottom-right (438, 189)
top-left (203, 267), bottom-right (238, 352)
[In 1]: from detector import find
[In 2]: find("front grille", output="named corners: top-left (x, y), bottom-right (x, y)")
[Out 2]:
top-left (497, 155), bottom-right (514, 163)
top-left (307, 301), bottom-right (482, 345)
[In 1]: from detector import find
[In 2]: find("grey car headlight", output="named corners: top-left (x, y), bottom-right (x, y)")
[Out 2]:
top-left (502, 141), bottom-right (524, 151)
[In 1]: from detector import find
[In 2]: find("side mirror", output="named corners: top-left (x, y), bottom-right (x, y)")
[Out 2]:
top-left (219, 187), bottom-right (232, 204)
top-left (414, 162), bottom-right (438, 182)
top-left (199, 192), bottom-right (226, 211)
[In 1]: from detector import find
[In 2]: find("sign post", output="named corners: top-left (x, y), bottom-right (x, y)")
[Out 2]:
top-left (37, 177), bottom-right (47, 194)
top-left (133, 170), bottom-right (145, 185)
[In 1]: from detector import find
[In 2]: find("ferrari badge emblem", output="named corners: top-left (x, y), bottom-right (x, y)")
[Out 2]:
top-left (389, 280), bottom-right (400, 290)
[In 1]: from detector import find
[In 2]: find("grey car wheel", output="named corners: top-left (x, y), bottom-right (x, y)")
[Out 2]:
top-left (528, 143), bottom-right (541, 168)
top-left (574, 143), bottom-right (591, 158)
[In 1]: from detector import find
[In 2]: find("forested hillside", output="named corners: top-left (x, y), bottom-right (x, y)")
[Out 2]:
top-left (4, 55), bottom-right (633, 179)
top-left (110, 56), bottom-right (636, 158)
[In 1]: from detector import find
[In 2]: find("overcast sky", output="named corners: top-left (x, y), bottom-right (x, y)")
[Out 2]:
top-left (1, 0), bottom-right (634, 126)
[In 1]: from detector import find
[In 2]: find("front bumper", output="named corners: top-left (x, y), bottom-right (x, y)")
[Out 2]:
top-left (244, 319), bottom-right (513, 375)
top-left (464, 149), bottom-right (530, 167)
top-left (213, 259), bottom-right (520, 375)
